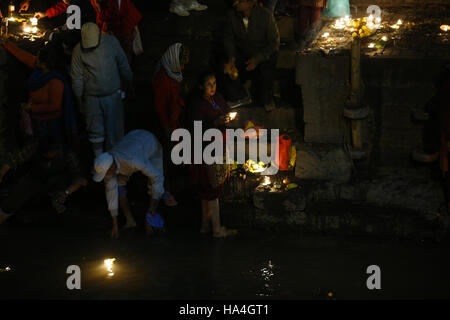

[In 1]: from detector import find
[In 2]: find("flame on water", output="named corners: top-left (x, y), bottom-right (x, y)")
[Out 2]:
top-left (104, 258), bottom-right (116, 277)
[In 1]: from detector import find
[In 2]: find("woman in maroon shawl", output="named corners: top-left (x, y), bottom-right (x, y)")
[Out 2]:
top-left (191, 71), bottom-right (238, 238)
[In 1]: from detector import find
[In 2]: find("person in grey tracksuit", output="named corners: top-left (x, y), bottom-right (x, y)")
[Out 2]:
top-left (71, 25), bottom-right (133, 155)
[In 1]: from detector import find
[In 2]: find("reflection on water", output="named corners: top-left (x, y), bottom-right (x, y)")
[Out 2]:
top-left (253, 260), bottom-right (278, 297)
top-left (104, 258), bottom-right (116, 278)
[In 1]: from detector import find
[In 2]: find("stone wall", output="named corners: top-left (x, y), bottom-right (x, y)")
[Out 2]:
top-left (296, 54), bottom-right (449, 166)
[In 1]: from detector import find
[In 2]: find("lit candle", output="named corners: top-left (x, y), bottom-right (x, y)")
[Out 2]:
top-left (397, 19), bottom-right (402, 25)
top-left (382, 36), bottom-right (387, 41)
top-left (322, 32), bottom-right (329, 38)
top-left (31, 27), bottom-right (37, 33)
top-left (24, 26), bottom-right (31, 33)
top-left (228, 112), bottom-right (237, 121)
top-left (441, 25), bottom-right (450, 32)
top-left (30, 17), bottom-right (38, 26)
top-left (263, 176), bottom-right (271, 186)
top-left (368, 43), bottom-right (375, 48)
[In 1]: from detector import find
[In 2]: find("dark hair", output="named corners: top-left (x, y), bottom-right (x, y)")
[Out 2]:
top-left (197, 70), bottom-right (216, 89)
top-left (37, 41), bottom-right (66, 73)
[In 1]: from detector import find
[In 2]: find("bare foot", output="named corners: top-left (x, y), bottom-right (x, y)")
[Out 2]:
top-left (213, 226), bottom-right (238, 238)
top-left (124, 219), bottom-right (137, 228)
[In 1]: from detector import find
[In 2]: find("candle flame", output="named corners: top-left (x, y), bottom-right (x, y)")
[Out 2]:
top-left (322, 32), bottom-right (329, 38)
top-left (368, 43), bottom-right (375, 48)
top-left (263, 176), bottom-right (271, 186)
top-left (397, 19), bottom-right (402, 25)
top-left (441, 25), bottom-right (450, 32)
top-left (31, 27), bottom-right (37, 33)
top-left (381, 36), bottom-right (388, 41)
top-left (30, 17), bottom-right (38, 26)
top-left (24, 26), bottom-right (31, 33)
top-left (228, 112), bottom-right (237, 120)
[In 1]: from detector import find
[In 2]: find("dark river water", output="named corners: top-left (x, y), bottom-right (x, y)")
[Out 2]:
top-left (1, 213), bottom-right (450, 300)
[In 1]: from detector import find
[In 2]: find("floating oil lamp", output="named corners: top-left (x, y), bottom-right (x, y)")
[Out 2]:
top-left (104, 258), bottom-right (116, 277)
top-left (441, 25), bottom-right (449, 32)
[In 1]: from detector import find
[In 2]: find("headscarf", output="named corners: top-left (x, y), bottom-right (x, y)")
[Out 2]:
top-left (155, 43), bottom-right (183, 82)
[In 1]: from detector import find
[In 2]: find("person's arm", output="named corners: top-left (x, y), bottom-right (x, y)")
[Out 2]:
top-left (153, 74), bottom-right (171, 129)
top-left (19, 0), bottom-right (31, 12)
top-left (2, 42), bottom-right (37, 68)
top-left (168, 89), bottom-right (184, 131)
top-left (112, 36), bottom-right (133, 89)
top-left (253, 11), bottom-right (280, 64)
top-left (70, 45), bottom-right (84, 101)
top-left (105, 174), bottom-right (120, 237)
top-left (1, 138), bottom-right (38, 172)
top-left (30, 79), bottom-right (64, 113)
top-left (45, 1), bottom-right (69, 18)
top-left (134, 158), bottom-right (164, 204)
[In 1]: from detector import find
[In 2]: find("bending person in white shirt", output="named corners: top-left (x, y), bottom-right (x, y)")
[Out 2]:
top-left (92, 129), bottom-right (177, 238)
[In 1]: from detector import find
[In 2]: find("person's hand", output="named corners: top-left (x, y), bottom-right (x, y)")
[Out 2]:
top-left (34, 12), bottom-right (47, 19)
top-left (55, 191), bottom-right (68, 204)
top-left (245, 57), bottom-right (258, 71)
top-left (21, 102), bottom-right (32, 112)
top-left (224, 57), bottom-right (236, 75)
top-left (19, 1), bottom-right (30, 12)
top-left (214, 115), bottom-right (226, 127)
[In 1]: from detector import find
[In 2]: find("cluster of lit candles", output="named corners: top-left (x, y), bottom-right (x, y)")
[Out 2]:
top-left (23, 17), bottom-right (39, 34)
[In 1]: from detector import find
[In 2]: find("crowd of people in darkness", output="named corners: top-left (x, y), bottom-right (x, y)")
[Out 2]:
top-left (5, 0), bottom-right (449, 238)
top-left (0, 0), bottom-right (292, 238)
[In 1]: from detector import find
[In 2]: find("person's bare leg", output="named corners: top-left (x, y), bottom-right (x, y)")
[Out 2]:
top-left (200, 199), bottom-right (211, 233)
top-left (119, 195), bottom-right (136, 228)
top-left (210, 198), bottom-right (222, 236)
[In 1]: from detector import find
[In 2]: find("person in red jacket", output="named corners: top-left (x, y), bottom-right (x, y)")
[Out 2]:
top-left (32, 0), bottom-right (97, 25)
top-left (91, 0), bottom-right (142, 63)
top-left (153, 43), bottom-right (189, 195)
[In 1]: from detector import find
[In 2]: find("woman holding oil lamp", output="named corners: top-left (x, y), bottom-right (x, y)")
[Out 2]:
top-left (191, 71), bottom-right (238, 238)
